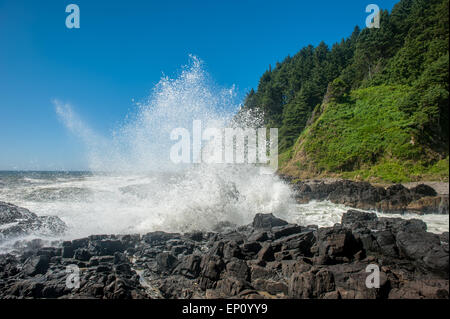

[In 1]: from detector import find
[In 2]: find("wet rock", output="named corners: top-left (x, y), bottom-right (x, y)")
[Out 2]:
top-left (410, 184), bottom-right (437, 197)
top-left (257, 244), bottom-right (275, 262)
top-left (0, 201), bottom-right (66, 242)
top-left (290, 180), bottom-right (446, 214)
top-left (252, 213), bottom-right (288, 230)
top-left (71, 238), bottom-right (90, 250)
top-left (114, 263), bottom-right (132, 275)
top-left (185, 232), bottom-right (203, 242)
top-left (342, 210), bottom-right (427, 234)
top-left (281, 260), bottom-right (312, 278)
top-left (6, 279), bottom-right (46, 298)
top-left (250, 264), bottom-right (278, 281)
top-left (247, 231), bottom-right (269, 242)
top-left (373, 231), bottom-right (398, 257)
top-left (240, 241), bottom-right (262, 257)
top-left (396, 231), bottom-right (448, 276)
top-left (215, 277), bottom-right (252, 297)
top-left (173, 255), bottom-right (202, 279)
top-left (223, 241), bottom-right (244, 260)
top-left (288, 269), bottom-right (335, 298)
top-left (156, 252), bottom-right (178, 273)
top-left (0, 203), bottom-right (448, 299)
top-left (158, 275), bottom-right (201, 299)
top-left (90, 239), bottom-right (125, 256)
top-left (114, 252), bottom-right (128, 265)
top-left (388, 279), bottom-right (449, 299)
top-left (37, 247), bottom-right (59, 257)
top-left (213, 221), bottom-right (238, 233)
top-left (439, 232), bottom-right (449, 244)
top-left (23, 255), bottom-right (50, 276)
top-left (407, 196), bottom-right (447, 214)
top-left (312, 226), bottom-right (360, 263)
top-left (274, 231), bottom-right (315, 256)
top-left (0, 254), bottom-right (20, 279)
top-left (143, 231), bottom-right (180, 244)
top-left (438, 196), bottom-right (449, 214)
top-left (271, 225), bottom-right (303, 239)
top-left (341, 210), bottom-right (378, 229)
top-left (199, 255), bottom-right (225, 290)
top-left (225, 259), bottom-right (250, 281)
top-left (74, 248), bottom-right (91, 261)
top-left (61, 241), bottom-right (74, 258)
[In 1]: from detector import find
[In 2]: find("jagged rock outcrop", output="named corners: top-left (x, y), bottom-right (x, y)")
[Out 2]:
top-left (282, 179), bottom-right (449, 215)
top-left (0, 207), bottom-right (448, 299)
top-left (0, 201), bottom-right (67, 242)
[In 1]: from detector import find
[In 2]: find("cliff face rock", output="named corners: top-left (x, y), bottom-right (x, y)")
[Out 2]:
top-left (0, 201), bottom-right (67, 243)
top-left (283, 179), bottom-right (449, 215)
top-left (0, 207), bottom-right (448, 299)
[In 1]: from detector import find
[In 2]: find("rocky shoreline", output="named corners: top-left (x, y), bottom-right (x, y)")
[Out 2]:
top-left (279, 177), bottom-right (449, 215)
top-left (0, 201), bottom-right (448, 299)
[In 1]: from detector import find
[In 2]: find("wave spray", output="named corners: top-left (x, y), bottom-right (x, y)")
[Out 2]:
top-left (48, 56), bottom-right (296, 237)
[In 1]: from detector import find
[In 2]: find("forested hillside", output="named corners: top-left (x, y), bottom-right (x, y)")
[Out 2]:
top-left (241, 0), bottom-right (449, 182)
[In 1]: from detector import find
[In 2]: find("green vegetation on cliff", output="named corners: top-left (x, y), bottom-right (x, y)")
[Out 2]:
top-left (241, 0), bottom-right (449, 182)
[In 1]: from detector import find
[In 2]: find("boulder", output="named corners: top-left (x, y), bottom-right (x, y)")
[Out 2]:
top-left (396, 231), bottom-right (448, 276)
top-left (74, 248), bottom-right (91, 261)
top-left (156, 252), bottom-right (178, 273)
top-left (312, 226), bottom-right (360, 263)
top-left (23, 255), bottom-right (50, 276)
top-left (271, 224), bottom-right (303, 239)
top-left (252, 213), bottom-right (288, 230)
top-left (288, 269), bottom-right (335, 298)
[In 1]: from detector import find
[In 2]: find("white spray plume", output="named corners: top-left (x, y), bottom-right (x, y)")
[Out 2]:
top-left (48, 56), bottom-right (295, 236)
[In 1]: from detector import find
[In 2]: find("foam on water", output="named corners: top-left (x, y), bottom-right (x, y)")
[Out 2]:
top-left (0, 169), bottom-right (295, 239)
top-left (0, 170), bottom-right (447, 251)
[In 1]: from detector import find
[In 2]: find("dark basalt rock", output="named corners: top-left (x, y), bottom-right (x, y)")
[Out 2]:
top-left (89, 239), bottom-right (125, 256)
top-left (273, 231), bottom-right (316, 257)
top-left (257, 244), bottom-right (275, 262)
top-left (271, 224), bottom-right (303, 239)
top-left (156, 252), bottom-right (178, 273)
top-left (410, 184), bottom-right (437, 197)
top-left (288, 268), bottom-right (335, 298)
top-left (224, 259), bottom-right (250, 281)
top-left (311, 227), bottom-right (360, 265)
top-left (290, 180), bottom-right (448, 215)
top-left (240, 241), bottom-right (262, 257)
top-left (23, 255), bottom-right (50, 276)
top-left (74, 248), bottom-right (91, 262)
top-left (252, 213), bottom-right (288, 229)
top-left (0, 205), bottom-right (448, 299)
top-left (173, 254), bottom-right (202, 279)
top-left (142, 231), bottom-right (180, 244)
top-left (396, 231), bottom-right (448, 275)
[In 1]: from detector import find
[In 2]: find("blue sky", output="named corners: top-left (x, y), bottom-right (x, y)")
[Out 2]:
top-left (0, 0), bottom-right (398, 170)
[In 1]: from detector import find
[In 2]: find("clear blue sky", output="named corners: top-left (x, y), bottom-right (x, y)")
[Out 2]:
top-left (0, 0), bottom-right (398, 170)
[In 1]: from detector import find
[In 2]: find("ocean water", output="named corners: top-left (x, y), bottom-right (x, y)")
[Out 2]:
top-left (1, 57), bottom-right (447, 251)
top-left (0, 169), bottom-right (296, 239)
top-left (0, 171), bottom-right (447, 247)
